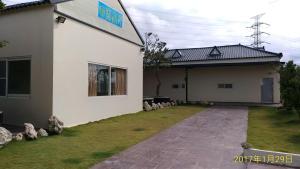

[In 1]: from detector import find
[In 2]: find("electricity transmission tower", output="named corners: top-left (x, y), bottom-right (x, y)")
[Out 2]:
top-left (247, 13), bottom-right (270, 49)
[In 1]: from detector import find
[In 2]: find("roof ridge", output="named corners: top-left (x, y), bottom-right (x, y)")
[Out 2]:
top-left (168, 44), bottom-right (241, 51)
top-left (239, 44), bottom-right (282, 57)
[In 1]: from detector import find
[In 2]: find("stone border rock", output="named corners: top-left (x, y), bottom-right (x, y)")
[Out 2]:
top-left (243, 148), bottom-right (300, 168)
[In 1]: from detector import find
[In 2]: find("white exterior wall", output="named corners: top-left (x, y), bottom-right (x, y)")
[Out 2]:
top-left (144, 64), bottom-right (280, 104)
top-left (56, 0), bottom-right (142, 45)
top-left (189, 65), bottom-right (280, 103)
top-left (144, 68), bottom-right (186, 101)
top-left (0, 6), bottom-right (54, 127)
top-left (53, 12), bottom-right (143, 127)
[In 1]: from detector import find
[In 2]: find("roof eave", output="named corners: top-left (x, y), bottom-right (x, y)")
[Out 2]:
top-left (118, 0), bottom-right (145, 45)
top-left (170, 56), bottom-right (281, 65)
top-left (0, 0), bottom-right (73, 13)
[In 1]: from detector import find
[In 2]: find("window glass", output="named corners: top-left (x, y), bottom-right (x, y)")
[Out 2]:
top-left (218, 84), bottom-right (233, 89)
top-left (88, 64), bottom-right (109, 96)
top-left (218, 84), bottom-right (225, 88)
top-left (0, 61), bottom-right (6, 78)
top-left (225, 84), bottom-right (233, 89)
top-left (111, 68), bottom-right (127, 95)
top-left (8, 60), bottom-right (31, 94)
top-left (172, 84), bottom-right (179, 89)
top-left (0, 79), bottom-right (5, 96)
top-left (0, 61), bottom-right (6, 96)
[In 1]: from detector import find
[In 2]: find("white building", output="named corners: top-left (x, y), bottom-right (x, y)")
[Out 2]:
top-left (144, 45), bottom-right (282, 104)
top-left (0, 0), bottom-right (144, 128)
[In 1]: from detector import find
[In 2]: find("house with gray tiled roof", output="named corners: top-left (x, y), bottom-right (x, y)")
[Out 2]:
top-left (144, 44), bottom-right (282, 104)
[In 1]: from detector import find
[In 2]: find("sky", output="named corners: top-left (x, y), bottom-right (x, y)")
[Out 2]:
top-left (3, 0), bottom-right (300, 64)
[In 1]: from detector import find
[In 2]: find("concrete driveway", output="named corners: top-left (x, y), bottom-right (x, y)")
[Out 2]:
top-left (92, 107), bottom-right (248, 169)
top-left (91, 106), bottom-right (293, 169)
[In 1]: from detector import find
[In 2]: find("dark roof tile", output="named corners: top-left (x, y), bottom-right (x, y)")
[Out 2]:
top-left (166, 44), bottom-right (282, 62)
top-left (0, 0), bottom-right (71, 12)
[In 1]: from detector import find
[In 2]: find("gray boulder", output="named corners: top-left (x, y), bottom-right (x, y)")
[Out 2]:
top-left (48, 116), bottom-right (64, 134)
top-left (0, 127), bottom-right (12, 148)
top-left (166, 102), bottom-right (171, 107)
top-left (151, 103), bottom-right (158, 110)
top-left (13, 133), bottom-right (23, 141)
top-left (143, 101), bottom-right (152, 111)
top-left (24, 123), bottom-right (38, 140)
top-left (158, 103), bottom-right (164, 109)
top-left (162, 102), bottom-right (167, 107)
top-left (38, 128), bottom-right (48, 137)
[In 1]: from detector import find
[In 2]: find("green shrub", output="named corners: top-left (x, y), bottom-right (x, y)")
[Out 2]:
top-left (280, 61), bottom-right (300, 118)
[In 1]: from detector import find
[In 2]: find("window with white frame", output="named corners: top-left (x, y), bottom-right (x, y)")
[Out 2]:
top-left (88, 63), bottom-right (127, 96)
top-left (0, 59), bottom-right (31, 96)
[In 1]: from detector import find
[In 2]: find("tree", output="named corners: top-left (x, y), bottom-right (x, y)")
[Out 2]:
top-left (143, 33), bottom-right (170, 97)
top-left (280, 61), bottom-right (300, 118)
top-left (0, 40), bottom-right (8, 48)
top-left (0, 0), bottom-right (5, 9)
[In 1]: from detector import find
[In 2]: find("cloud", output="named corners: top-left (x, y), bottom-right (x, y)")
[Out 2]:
top-left (122, 0), bottom-right (300, 63)
top-left (4, 0), bottom-right (300, 63)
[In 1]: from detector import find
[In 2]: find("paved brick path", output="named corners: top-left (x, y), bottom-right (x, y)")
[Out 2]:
top-left (92, 107), bottom-right (295, 169)
top-left (92, 107), bottom-right (250, 169)
top-left (247, 163), bottom-right (294, 169)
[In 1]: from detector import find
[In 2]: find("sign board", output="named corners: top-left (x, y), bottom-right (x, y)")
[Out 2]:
top-left (98, 1), bottom-right (123, 28)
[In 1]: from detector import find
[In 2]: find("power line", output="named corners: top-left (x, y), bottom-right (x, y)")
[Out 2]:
top-left (247, 13), bottom-right (270, 48)
top-left (125, 6), bottom-right (208, 19)
top-left (127, 6), bottom-right (248, 24)
top-left (133, 21), bottom-right (247, 33)
top-left (131, 15), bottom-right (247, 27)
top-left (140, 33), bottom-right (242, 42)
top-left (138, 28), bottom-right (245, 38)
top-left (136, 25), bottom-right (239, 33)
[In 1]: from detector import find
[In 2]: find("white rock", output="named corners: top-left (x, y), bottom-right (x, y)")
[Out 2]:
top-left (48, 116), bottom-right (64, 135)
top-left (151, 103), bottom-right (158, 110)
top-left (24, 123), bottom-right (38, 140)
top-left (162, 102), bottom-right (167, 107)
top-left (143, 101), bottom-right (152, 111)
top-left (0, 127), bottom-right (12, 148)
top-left (13, 133), bottom-right (23, 141)
top-left (38, 128), bottom-right (48, 137)
top-left (158, 103), bottom-right (164, 109)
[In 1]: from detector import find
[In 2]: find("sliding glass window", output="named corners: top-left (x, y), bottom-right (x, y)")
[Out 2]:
top-left (88, 63), bottom-right (127, 97)
top-left (88, 64), bottom-right (109, 96)
top-left (8, 60), bottom-right (31, 95)
top-left (111, 68), bottom-right (127, 95)
top-left (0, 59), bottom-right (31, 96)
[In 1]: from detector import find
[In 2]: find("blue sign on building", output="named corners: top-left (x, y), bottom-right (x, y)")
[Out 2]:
top-left (98, 1), bottom-right (123, 28)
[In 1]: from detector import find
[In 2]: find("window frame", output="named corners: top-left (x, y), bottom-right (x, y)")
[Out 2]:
top-left (0, 57), bottom-right (31, 98)
top-left (218, 83), bottom-right (233, 89)
top-left (111, 67), bottom-right (127, 96)
top-left (0, 60), bottom-right (7, 97)
top-left (88, 62), bottom-right (128, 97)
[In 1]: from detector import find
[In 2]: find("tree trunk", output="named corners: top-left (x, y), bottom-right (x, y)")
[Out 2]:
top-left (155, 68), bottom-right (161, 97)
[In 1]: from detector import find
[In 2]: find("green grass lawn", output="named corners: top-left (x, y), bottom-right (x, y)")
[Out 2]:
top-left (248, 107), bottom-right (300, 153)
top-left (0, 105), bottom-right (204, 169)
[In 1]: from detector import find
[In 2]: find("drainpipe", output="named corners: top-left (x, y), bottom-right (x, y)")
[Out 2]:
top-left (185, 67), bottom-right (189, 103)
